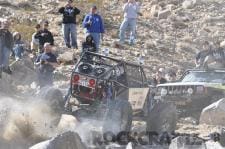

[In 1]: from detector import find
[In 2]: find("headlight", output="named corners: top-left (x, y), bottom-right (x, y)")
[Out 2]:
top-left (187, 88), bottom-right (194, 95)
top-left (161, 88), bottom-right (168, 96)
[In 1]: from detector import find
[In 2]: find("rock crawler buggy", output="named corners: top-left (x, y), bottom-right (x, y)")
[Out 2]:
top-left (64, 52), bottom-right (177, 134)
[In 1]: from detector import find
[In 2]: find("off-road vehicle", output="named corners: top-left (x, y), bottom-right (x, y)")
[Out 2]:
top-left (154, 69), bottom-right (225, 122)
top-left (64, 52), bottom-right (177, 133)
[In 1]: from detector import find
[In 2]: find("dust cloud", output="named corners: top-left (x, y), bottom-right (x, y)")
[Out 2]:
top-left (0, 95), bottom-right (60, 149)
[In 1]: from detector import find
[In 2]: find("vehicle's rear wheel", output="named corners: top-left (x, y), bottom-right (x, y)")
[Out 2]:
top-left (103, 99), bottom-right (132, 134)
top-left (146, 102), bottom-right (177, 133)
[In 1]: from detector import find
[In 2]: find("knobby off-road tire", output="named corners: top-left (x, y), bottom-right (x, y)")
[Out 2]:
top-left (147, 102), bottom-right (177, 133)
top-left (103, 99), bottom-right (133, 134)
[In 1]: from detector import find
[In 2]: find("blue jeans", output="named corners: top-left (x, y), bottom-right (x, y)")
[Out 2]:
top-left (0, 46), bottom-right (10, 68)
top-left (119, 18), bottom-right (137, 44)
top-left (13, 46), bottom-right (24, 59)
top-left (62, 23), bottom-right (78, 48)
top-left (86, 33), bottom-right (100, 52)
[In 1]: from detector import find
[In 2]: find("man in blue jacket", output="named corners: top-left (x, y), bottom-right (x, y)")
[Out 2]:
top-left (82, 6), bottom-right (104, 51)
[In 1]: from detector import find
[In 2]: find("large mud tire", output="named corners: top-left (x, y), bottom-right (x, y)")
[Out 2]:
top-left (103, 99), bottom-right (132, 134)
top-left (147, 102), bottom-right (177, 133)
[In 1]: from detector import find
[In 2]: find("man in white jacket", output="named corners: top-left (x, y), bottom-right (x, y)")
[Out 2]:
top-left (119, 0), bottom-right (140, 45)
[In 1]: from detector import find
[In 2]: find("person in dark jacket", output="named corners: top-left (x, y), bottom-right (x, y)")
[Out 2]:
top-left (59, 0), bottom-right (80, 49)
top-left (82, 34), bottom-right (96, 54)
top-left (35, 21), bottom-right (54, 53)
top-left (152, 69), bottom-right (167, 86)
top-left (35, 43), bottom-right (58, 88)
top-left (0, 19), bottom-right (13, 77)
top-left (195, 41), bottom-right (212, 68)
top-left (82, 5), bottom-right (104, 51)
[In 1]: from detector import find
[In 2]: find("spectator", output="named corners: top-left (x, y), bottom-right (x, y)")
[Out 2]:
top-left (152, 69), bottom-right (167, 86)
top-left (59, 0), bottom-right (80, 49)
top-left (13, 32), bottom-right (25, 61)
top-left (82, 34), bottom-right (96, 54)
top-left (119, 0), bottom-right (140, 45)
top-left (203, 41), bottom-right (225, 68)
top-left (195, 41), bottom-right (211, 68)
top-left (31, 24), bottom-right (41, 54)
top-left (165, 71), bottom-right (177, 82)
top-left (35, 21), bottom-right (54, 53)
top-left (35, 43), bottom-right (58, 88)
top-left (0, 19), bottom-right (13, 78)
top-left (82, 5), bottom-right (104, 51)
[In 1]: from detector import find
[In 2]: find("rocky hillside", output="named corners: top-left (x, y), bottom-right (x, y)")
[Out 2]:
top-left (2, 0), bottom-right (225, 77)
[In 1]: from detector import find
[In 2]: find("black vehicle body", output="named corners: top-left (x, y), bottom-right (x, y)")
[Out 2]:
top-left (69, 52), bottom-right (149, 104)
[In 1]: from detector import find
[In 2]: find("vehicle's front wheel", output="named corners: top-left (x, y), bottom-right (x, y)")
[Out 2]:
top-left (146, 102), bottom-right (177, 133)
top-left (103, 99), bottom-right (132, 134)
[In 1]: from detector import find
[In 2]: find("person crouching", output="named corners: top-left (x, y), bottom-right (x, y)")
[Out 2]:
top-left (82, 34), bottom-right (96, 54)
top-left (13, 32), bottom-right (25, 61)
top-left (35, 43), bottom-right (59, 88)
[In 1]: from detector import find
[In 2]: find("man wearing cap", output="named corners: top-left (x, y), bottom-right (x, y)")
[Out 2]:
top-left (35, 21), bottom-right (54, 53)
top-left (119, 0), bottom-right (141, 45)
top-left (35, 43), bottom-right (58, 88)
top-left (83, 5), bottom-right (105, 51)
top-left (0, 19), bottom-right (13, 78)
top-left (59, 0), bottom-right (80, 49)
top-left (152, 69), bottom-right (167, 86)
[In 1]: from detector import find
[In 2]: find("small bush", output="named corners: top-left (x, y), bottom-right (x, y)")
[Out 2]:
top-left (12, 24), bottom-right (35, 43)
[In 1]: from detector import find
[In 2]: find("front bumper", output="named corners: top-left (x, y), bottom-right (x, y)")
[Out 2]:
top-left (154, 94), bottom-right (209, 106)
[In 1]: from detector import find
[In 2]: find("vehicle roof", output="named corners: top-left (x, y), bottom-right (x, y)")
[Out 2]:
top-left (186, 68), bottom-right (225, 72)
top-left (82, 52), bottom-right (143, 68)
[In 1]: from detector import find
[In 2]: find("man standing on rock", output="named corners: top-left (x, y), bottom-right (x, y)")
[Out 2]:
top-left (59, 0), bottom-right (80, 49)
top-left (83, 5), bottom-right (105, 51)
top-left (119, 0), bottom-right (140, 45)
top-left (0, 18), bottom-right (13, 78)
top-left (35, 43), bottom-right (58, 88)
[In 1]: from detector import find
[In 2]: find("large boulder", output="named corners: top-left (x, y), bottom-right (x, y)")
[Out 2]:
top-left (182, 0), bottom-right (197, 9)
top-left (57, 114), bottom-right (80, 134)
top-left (200, 98), bottom-right (225, 126)
top-left (29, 131), bottom-right (86, 149)
top-left (169, 136), bottom-right (206, 149)
top-left (57, 50), bottom-right (76, 64)
top-left (205, 141), bottom-right (225, 149)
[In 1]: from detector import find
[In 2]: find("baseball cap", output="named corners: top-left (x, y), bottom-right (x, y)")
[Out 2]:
top-left (92, 5), bottom-right (97, 9)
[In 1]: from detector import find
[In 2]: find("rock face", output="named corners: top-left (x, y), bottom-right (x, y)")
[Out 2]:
top-left (200, 98), bottom-right (225, 126)
top-left (29, 131), bottom-right (87, 149)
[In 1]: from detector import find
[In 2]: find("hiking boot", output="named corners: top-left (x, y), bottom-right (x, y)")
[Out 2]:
top-left (3, 67), bottom-right (12, 75)
top-left (66, 44), bottom-right (71, 48)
